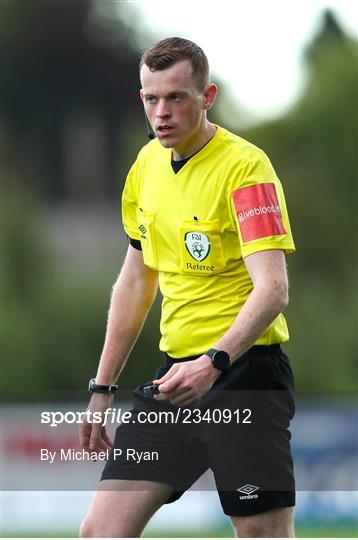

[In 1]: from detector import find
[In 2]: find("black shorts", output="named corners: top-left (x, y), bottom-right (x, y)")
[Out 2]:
top-left (101, 345), bottom-right (296, 516)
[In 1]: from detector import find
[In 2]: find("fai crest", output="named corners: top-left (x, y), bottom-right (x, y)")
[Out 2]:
top-left (184, 232), bottom-right (211, 261)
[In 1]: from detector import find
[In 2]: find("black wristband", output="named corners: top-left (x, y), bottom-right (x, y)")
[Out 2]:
top-left (88, 378), bottom-right (118, 395)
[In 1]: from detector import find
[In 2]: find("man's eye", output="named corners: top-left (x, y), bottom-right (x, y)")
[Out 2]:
top-left (170, 95), bottom-right (181, 102)
top-left (146, 97), bottom-right (157, 104)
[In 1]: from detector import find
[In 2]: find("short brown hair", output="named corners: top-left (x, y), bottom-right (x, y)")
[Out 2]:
top-left (140, 37), bottom-right (209, 90)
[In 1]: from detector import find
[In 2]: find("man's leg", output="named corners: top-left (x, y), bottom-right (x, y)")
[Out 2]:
top-left (230, 506), bottom-right (295, 538)
top-left (80, 479), bottom-right (173, 538)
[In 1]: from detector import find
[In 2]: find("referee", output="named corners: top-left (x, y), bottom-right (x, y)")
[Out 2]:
top-left (80, 37), bottom-right (296, 538)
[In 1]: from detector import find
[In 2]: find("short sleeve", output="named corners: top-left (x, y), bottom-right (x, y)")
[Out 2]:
top-left (121, 160), bottom-right (140, 241)
top-left (229, 151), bottom-right (295, 258)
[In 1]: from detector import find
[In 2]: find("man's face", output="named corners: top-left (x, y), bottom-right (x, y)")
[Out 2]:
top-left (140, 60), bottom-right (208, 151)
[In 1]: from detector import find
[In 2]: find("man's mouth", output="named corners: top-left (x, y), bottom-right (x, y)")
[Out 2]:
top-left (157, 125), bottom-right (175, 135)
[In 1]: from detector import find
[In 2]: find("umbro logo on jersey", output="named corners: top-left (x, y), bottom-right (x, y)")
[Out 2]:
top-left (237, 484), bottom-right (260, 500)
top-left (139, 224), bottom-right (147, 239)
top-left (185, 232), bottom-right (211, 262)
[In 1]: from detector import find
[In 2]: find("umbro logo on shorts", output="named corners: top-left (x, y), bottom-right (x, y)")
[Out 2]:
top-left (237, 484), bottom-right (259, 494)
top-left (237, 484), bottom-right (260, 500)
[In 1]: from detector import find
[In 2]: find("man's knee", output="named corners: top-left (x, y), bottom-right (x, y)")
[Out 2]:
top-left (79, 480), bottom-right (171, 537)
top-left (79, 516), bottom-right (96, 538)
top-left (230, 506), bottom-right (295, 538)
top-left (231, 517), bottom-right (256, 538)
top-left (80, 516), bottom-right (110, 538)
top-left (232, 517), bottom-right (272, 538)
top-left (79, 514), bottom-right (138, 538)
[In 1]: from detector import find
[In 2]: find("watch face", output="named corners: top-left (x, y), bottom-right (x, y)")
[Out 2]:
top-left (213, 350), bottom-right (230, 371)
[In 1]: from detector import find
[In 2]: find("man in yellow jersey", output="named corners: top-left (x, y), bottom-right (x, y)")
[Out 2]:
top-left (80, 38), bottom-right (296, 537)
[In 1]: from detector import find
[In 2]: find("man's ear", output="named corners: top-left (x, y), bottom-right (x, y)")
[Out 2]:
top-left (203, 83), bottom-right (218, 111)
top-left (139, 89), bottom-right (144, 103)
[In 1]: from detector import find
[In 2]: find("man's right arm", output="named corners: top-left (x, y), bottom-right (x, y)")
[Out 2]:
top-left (80, 244), bottom-right (158, 452)
top-left (95, 244), bottom-right (158, 386)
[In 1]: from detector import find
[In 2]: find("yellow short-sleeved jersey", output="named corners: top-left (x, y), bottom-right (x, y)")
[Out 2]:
top-left (122, 126), bottom-right (295, 358)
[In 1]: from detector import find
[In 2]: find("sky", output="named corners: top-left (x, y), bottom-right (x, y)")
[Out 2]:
top-left (119, 0), bottom-right (357, 125)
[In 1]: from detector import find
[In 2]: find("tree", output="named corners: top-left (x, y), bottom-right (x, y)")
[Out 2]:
top-left (1, 0), bottom-right (144, 202)
top-left (244, 10), bottom-right (357, 393)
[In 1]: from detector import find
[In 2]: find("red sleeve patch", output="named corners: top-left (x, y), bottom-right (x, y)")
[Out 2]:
top-left (232, 183), bottom-right (287, 242)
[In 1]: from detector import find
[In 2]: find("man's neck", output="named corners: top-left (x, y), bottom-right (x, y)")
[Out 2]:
top-left (172, 122), bottom-right (217, 161)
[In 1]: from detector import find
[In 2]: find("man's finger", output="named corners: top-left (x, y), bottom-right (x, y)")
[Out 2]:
top-left (179, 396), bottom-right (200, 407)
top-left (89, 425), bottom-right (102, 450)
top-left (158, 372), bottom-right (182, 393)
top-left (170, 391), bottom-right (195, 406)
top-left (153, 364), bottom-right (179, 385)
top-left (97, 440), bottom-right (112, 452)
top-left (166, 385), bottom-right (193, 401)
top-left (101, 430), bottom-right (113, 448)
top-left (79, 422), bottom-right (91, 447)
top-left (158, 381), bottom-right (177, 393)
top-left (154, 392), bottom-right (169, 401)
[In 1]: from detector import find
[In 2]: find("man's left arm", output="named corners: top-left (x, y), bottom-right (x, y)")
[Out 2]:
top-left (154, 249), bottom-right (288, 406)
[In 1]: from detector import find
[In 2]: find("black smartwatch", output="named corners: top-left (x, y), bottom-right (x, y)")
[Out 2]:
top-left (205, 349), bottom-right (231, 372)
top-left (88, 378), bottom-right (118, 395)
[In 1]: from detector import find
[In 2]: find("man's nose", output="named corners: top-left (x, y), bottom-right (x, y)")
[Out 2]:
top-left (156, 100), bottom-right (171, 118)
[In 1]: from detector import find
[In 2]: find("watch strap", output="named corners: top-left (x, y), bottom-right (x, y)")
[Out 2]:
top-left (206, 348), bottom-right (218, 359)
top-left (88, 378), bottom-right (118, 395)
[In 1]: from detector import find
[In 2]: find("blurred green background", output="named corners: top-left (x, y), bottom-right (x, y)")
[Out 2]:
top-left (1, 0), bottom-right (357, 398)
